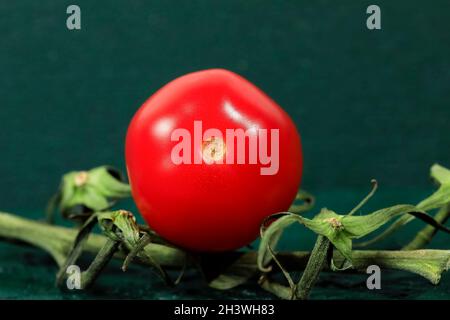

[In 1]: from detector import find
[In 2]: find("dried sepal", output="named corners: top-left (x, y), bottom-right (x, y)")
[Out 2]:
top-left (46, 166), bottom-right (131, 223)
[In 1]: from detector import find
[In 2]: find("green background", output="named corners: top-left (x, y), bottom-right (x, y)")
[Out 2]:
top-left (0, 0), bottom-right (449, 299)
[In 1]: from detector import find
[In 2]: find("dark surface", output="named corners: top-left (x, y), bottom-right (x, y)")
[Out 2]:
top-left (1, 189), bottom-right (450, 300)
top-left (1, 241), bottom-right (448, 300)
top-left (0, 1), bottom-right (449, 299)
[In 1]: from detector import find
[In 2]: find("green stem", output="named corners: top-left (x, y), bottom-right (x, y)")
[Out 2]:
top-left (80, 239), bottom-right (120, 289)
top-left (0, 211), bottom-right (186, 268)
top-left (295, 235), bottom-right (331, 300)
top-left (1, 212), bottom-right (449, 286)
top-left (335, 249), bottom-right (450, 284)
top-left (403, 205), bottom-right (450, 250)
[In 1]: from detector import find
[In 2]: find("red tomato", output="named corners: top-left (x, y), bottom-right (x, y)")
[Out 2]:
top-left (125, 69), bottom-right (302, 251)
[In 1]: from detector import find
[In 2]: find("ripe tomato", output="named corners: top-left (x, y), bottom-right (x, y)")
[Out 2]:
top-left (125, 69), bottom-right (302, 251)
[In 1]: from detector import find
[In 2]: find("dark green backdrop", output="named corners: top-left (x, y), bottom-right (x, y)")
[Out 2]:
top-left (0, 0), bottom-right (449, 299)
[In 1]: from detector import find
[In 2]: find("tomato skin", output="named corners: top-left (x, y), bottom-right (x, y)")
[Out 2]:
top-left (125, 69), bottom-right (302, 252)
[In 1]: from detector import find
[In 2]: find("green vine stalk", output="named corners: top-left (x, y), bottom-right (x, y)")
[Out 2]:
top-left (0, 163), bottom-right (449, 299)
top-left (1, 211), bottom-right (449, 285)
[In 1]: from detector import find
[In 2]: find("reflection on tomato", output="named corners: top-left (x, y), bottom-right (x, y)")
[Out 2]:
top-left (125, 69), bottom-right (302, 251)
